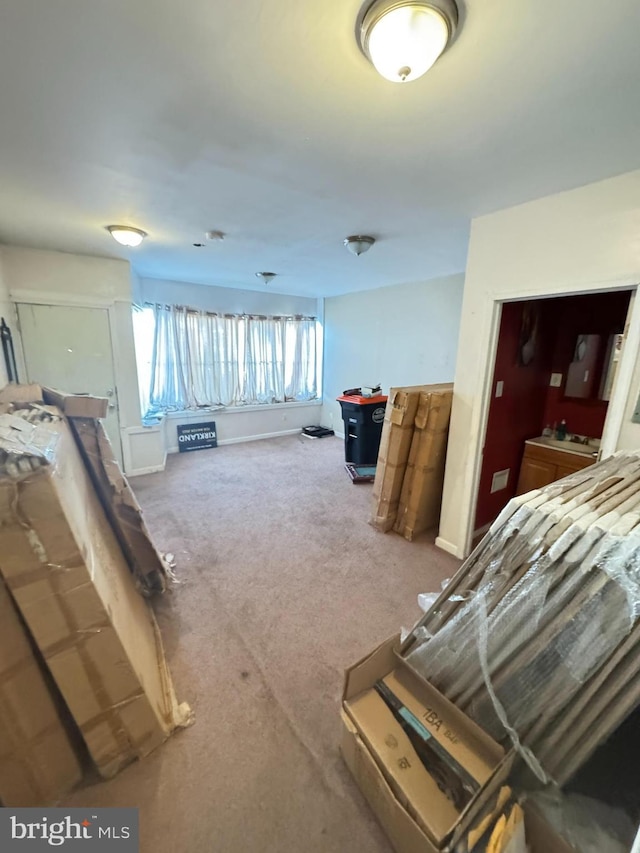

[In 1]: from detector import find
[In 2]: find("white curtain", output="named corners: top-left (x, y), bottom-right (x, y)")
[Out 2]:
top-left (145, 305), bottom-right (317, 413)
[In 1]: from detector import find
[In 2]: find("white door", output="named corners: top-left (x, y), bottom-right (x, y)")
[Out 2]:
top-left (17, 303), bottom-right (123, 464)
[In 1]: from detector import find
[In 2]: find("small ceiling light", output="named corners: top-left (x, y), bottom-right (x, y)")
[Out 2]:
top-left (106, 225), bottom-right (147, 247)
top-left (256, 272), bottom-right (277, 285)
top-left (358, 0), bottom-right (458, 83)
top-left (344, 235), bottom-right (376, 256)
top-left (206, 230), bottom-right (225, 242)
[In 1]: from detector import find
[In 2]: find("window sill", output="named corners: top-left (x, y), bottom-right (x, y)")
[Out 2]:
top-left (162, 399), bottom-right (322, 419)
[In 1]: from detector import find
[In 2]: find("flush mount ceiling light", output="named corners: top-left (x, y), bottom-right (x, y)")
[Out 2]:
top-left (255, 272), bottom-right (277, 285)
top-left (106, 225), bottom-right (147, 247)
top-left (206, 230), bottom-right (225, 242)
top-left (344, 235), bottom-right (376, 256)
top-left (358, 0), bottom-right (458, 83)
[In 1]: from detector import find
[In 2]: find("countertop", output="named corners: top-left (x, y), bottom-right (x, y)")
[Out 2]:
top-left (525, 435), bottom-right (600, 458)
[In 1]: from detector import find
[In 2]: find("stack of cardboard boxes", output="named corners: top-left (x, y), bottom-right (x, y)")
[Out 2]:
top-left (0, 384), bottom-right (190, 806)
top-left (371, 384), bottom-right (453, 540)
top-left (344, 450), bottom-right (640, 852)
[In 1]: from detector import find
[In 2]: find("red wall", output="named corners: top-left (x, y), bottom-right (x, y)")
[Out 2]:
top-left (474, 290), bottom-right (630, 532)
top-left (475, 301), bottom-right (553, 530)
top-left (542, 291), bottom-right (630, 437)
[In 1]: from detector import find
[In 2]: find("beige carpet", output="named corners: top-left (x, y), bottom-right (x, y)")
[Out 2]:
top-left (63, 434), bottom-right (460, 852)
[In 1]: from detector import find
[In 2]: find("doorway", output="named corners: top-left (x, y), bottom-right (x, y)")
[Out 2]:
top-left (472, 289), bottom-right (632, 539)
top-left (17, 303), bottom-right (123, 465)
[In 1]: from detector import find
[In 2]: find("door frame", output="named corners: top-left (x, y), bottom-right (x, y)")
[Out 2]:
top-left (463, 283), bottom-right (640, 558)
top-left (13, 290), bottom-right (125, 462)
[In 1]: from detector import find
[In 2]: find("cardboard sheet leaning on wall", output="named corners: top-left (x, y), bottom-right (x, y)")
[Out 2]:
top-left (69, 416), bottom-right (169, 595)
top-left (0, 574), bottom-right (83, 806)
top-left (393, 387), bottom-right (453, 541)
top-left (0, 406), bottom-right (192, 779)
top-left (0, 383), bottom-right (169, 594)
top-left (370, 384), bottom-right (453, 537)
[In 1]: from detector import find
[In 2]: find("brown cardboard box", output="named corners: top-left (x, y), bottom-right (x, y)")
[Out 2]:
top-left (69, 417), bottom-right (168, 594)
top-left (0, 383), bottom-right (44, 406)
top-left (523, 804), bottom-right (574, 853)
top-left (0, 575), bottom-right (83, 806)
top-left (483, 802), bottom-right (575, 853)
top-left (0, 384), bottom-right (167, 592)
top-left (394, 388), bottom-right (453, 541)
top-left (371, 385), bottom-right (452, 533)
top-left (0, 411), bottom-right (191, 779)
top-left (42, 387), bottom-right (109, 420)
top-left (341, 635), bottom-right (511, 853)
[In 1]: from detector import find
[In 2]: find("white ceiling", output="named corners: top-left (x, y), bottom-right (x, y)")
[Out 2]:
top-left (0, 0), bottom-right (639, 298)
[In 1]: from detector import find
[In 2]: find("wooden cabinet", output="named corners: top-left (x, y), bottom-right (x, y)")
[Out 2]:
top-left (516, 441), bottom-right (596, 495)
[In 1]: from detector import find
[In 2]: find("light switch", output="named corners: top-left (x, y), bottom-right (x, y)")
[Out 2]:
top-left (495, 380), bottom-right (504, 398)
top-left (550, 373), bottom-right (563, 388)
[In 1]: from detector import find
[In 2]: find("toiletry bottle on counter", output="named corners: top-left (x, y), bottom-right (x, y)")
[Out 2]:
top-left (556, 419), bottom-right (567, 441)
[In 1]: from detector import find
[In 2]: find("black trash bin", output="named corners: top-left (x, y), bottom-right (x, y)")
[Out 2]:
top-left (337, 394), bottom-right (388, 464)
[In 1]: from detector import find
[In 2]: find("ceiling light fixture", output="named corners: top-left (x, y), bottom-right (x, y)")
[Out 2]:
top-left (106, 225), bottom-right (147, 247)
top-left (206, 230), bottom-right (225, 242)
top-left (344, 235), bottom-right (376, 256)
top-left (256, 272), bottom-right (277, 285)
top-left (357, 0), bottom-right (458, 83)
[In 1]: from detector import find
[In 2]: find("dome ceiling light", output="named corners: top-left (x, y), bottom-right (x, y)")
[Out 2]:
top-left (357, 0), bottom-right (458, 83)
top-left (255, 272), bottom-right (277, 285)
top-left (344, 235), bottom-right (376, 256)
top-left (106, 225), bottom-right (147, 247)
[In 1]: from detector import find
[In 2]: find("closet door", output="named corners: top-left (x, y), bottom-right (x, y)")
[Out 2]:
top-left (17, 303), bottom-right (123, 465)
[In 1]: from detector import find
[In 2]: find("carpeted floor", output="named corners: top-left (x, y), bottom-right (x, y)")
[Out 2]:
top-left (63, 434), bottom-right (460, 852)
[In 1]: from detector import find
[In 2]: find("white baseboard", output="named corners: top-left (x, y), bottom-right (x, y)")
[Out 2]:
top-left (165, 427), bottom-right (303, 455)
top-left (435, 536), bottom-right (465, 559)
top-left (127, 460), bottom-right (167, 477)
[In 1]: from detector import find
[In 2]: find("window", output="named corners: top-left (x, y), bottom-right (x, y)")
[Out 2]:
top-left (132, 304), bottom-right (318, 416)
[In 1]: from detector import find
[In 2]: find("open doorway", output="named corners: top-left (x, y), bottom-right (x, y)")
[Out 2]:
top-left (473, 289), bottom-right (632, 539)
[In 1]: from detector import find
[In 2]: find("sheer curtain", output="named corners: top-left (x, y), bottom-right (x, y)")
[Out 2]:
top-left (144, 304), bottom-right (317, 413)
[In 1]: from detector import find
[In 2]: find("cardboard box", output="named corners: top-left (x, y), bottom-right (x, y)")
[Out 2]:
top-left (523, 803), bottom-right (574, 853)
top-left (42, 387), bottom-right (109, 420)
top-left (341, 635), bottom-right (511, 853)
top-left (0, 410), bottom-right (191, 778)
top-left (394, 389), bottom-right (453, 541)
top-left (0, 383), bottom-right (44, 405)
top-left (69, 417), bottom-right (168, 594)
top-left (0, 576), bottom-right (83, 806)
top-left (371, 385), bottom-right (452, 533)
top-left (371, 388), bottom-right (421, 533)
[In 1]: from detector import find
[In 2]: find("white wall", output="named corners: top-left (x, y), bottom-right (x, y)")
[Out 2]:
top-left (0, 254), bottom-right (18, 387)
top-left (438, 169), bottom-right (640, 559)
top-left (0, 246), bottom-right (144, 472)
top-left (162, 403), bottom-right (322, 452)
top-left (321, 274), bottom-right (465, 433)
top-left (138, 277), bottom-right (318, 317)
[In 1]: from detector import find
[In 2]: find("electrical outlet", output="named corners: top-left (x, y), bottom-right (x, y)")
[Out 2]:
top-left (550, 373), bottom-right (563, 388)
top-left (495, 380), bottom-right (504, 398)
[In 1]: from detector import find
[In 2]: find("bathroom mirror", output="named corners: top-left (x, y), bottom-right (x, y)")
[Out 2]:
top-left (563, 332), bottom-right (623, 402)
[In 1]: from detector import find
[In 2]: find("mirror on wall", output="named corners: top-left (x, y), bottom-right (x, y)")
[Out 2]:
top-left (564, 332), bottom-right (623, 402)
top-left (600, 333), bottom-right (623, 401)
